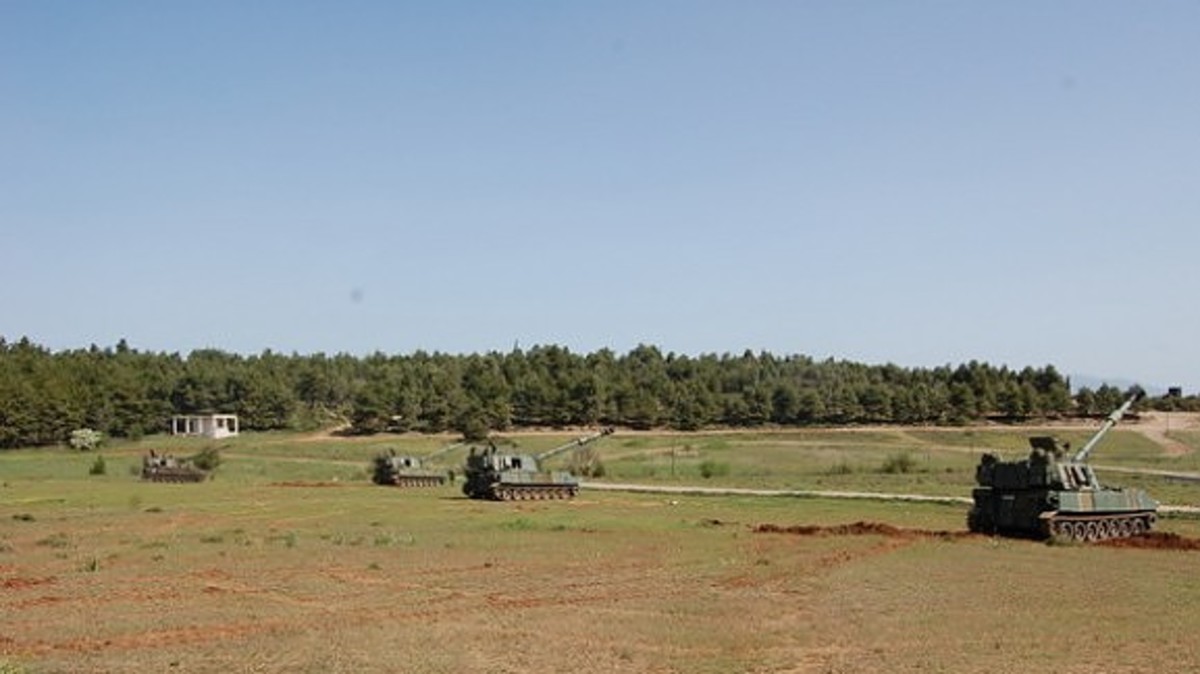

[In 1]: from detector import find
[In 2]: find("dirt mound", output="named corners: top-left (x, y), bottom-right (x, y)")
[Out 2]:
top-left (1098, 531), bottom-right (1200, 551)
top-left (753, 521), bottom-right (972, 541)
top-left (2, 576), bottom-right (56, 590)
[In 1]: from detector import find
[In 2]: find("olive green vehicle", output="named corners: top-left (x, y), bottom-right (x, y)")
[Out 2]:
top-left (968, 391), bottom-right (1158, 542)
top-left (141, 450), bottom-right (208, 483)
top-left (462, 428), bottom-right (614, 501)
top-left (371, 441), bottom-right (464, 487)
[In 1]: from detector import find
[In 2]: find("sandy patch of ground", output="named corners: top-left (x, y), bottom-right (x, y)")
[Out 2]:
top-left (1134, 411), bottom-right (1199, 456)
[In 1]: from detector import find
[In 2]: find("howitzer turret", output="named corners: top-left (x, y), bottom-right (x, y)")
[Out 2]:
top-left (462, 428), bottom-right (614, 501)
top-left (968, 389), bottom-right (1158, 542)
top-left (371, 440), bottom-right (466, 487)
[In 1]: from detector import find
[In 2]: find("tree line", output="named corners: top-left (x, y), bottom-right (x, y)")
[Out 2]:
top-left (0, 336), bottom-right (1193, 449)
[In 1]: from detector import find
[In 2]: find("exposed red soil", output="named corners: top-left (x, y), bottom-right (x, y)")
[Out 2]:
top-left (753, 521), bottom-right (974, 541)
top-left (12, 595), bottom-right (68, 610)
top-left (1098, 531), bottom-right (1200, 551)
top-left (1, 575), bottom-right (56, 590)
top-left (755, 521), bottom-right (1200, 552)
top-left (19, 620), bottom-right (290, 656)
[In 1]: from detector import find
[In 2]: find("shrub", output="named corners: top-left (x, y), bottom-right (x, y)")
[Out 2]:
top-left (89, 455), bottom-right (107, 476)
top-left (373, 532), bottom-right (414, 547)
top-left (827, 460), bottom-right (856, 475)
top-left (698, 459), bottom-right (729, 479)
top-left (456, 415), bottom-right (491, 442)
top-left (36, 533), bottom-right (70, 549)
top-left (69, 428), bottom-right (103, 451)
top-left (881, 452), bottom-right (917, 474)
top-left (189, 447), bottom-right (222, 471)
top-left (567, 446), bottom-right (606, 478)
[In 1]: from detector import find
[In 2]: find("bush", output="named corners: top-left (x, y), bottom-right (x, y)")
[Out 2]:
top-left (36, 533), bottom-right (70, 549)
top-left (69, 428), bottom-right (103, 451)
top-left (881, 452), bottom-right (917, 474)
top-left (698, 459), bottom-right (729, 479)
top-left (189, 447), bottom-right (222, 471)
top-left (456, 415), bottom-right (491, 442)
top-left (88, 455), bottom-right (107, 476)
top-left (567, 446), bottom-right (606, 478)
top-left (827, 460), bottom-right (856, 475)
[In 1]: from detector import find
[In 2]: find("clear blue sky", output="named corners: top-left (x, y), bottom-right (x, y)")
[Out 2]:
top-left (2, 2), bottom-right (1198, 391)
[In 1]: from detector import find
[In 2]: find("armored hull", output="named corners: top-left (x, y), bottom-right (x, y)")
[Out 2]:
top-left (968, 481), bottom-right (1157, 542)
top-left (462, 447), bottom-right (580, 501)
top-left (462, 467), bottom-right (579, 501)
top-left (142, 466), bottom-right (208, 483)
top-left (381, 473), bottom-right (446, 487)
top-left (141, 452), bottom-right (207, 483)
top-left (460, 430), bottom-right (611, 502)
top-left (371, 453), bottom-right (446, 487)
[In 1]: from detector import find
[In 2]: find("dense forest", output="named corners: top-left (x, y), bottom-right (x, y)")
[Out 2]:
top-left (0, 336), bottom-right (1194, 449)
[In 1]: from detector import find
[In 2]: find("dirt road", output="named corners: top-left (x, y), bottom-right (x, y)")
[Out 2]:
top-left (1134, 411), bottom-right (1199, 456)
top-left (580, 481), bottom-right (1200, 514)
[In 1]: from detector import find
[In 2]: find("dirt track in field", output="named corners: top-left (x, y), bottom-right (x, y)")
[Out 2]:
top-left (1134, 411), bottom-right (1199, 456)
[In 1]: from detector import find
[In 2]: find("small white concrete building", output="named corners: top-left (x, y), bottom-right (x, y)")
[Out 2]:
top-left (171, 414), bottom-right (239, 439)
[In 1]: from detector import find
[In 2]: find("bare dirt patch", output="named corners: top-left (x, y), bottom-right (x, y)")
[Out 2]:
top-left (753, 520), bottom-right (974, 541)
top-left (1098, 531), bottom-right (1200, 551)
top-left (754, 521), bottom-right (1200, 553)
top-left (1, 575), bottom-right (56, 590)
top-left (1134, 411), bottom-right (1199, 456)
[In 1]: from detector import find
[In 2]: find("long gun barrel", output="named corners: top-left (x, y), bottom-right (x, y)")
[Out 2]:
top-left (535, 427), bottom-right (615, 462)
top-left (425, 440), bottom-right (467, 460)
top-left (1072, 390), bottom-right (1145, 462)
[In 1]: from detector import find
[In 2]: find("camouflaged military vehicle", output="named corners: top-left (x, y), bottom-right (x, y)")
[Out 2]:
top-left (141, 450), bottom-right (208, 483)
top-left (968, 391), bottom-right (1158, 541)
top-left (462, 428), bottom-right (613, 501)
top-left (371, 443), bottom-right (463, 487)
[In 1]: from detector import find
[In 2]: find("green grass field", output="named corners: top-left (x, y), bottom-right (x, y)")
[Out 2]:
top-left (3, 427), bottom-right (1200, 673)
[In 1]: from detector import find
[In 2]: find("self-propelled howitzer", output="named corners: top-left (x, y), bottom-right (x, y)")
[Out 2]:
top-left (141, 450), bottom-right (208, 483)
top-left (462, 428), bottom-right (614, 501)
top-left (967, 391), bottom-right (1158, 541)
top-left (371, 441), bottom-right (465, 487)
